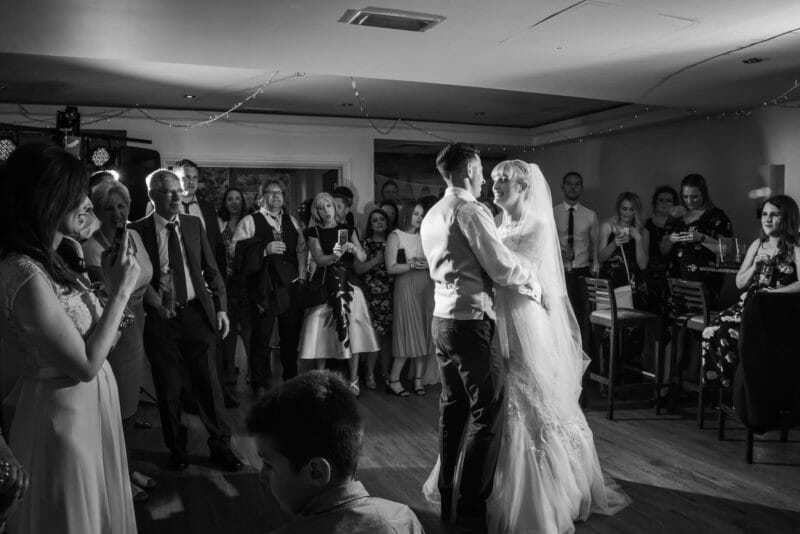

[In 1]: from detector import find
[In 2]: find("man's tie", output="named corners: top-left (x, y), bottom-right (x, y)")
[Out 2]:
top-left (166, 221), bottom-right (188, 306)
top-left (182, 200), bottom-right (196, 214)
top-left (567, 207), bottom-right (575, 253)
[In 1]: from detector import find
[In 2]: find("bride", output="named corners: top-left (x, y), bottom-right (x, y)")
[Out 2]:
top-left (424, 160), bottom-right (630, 533)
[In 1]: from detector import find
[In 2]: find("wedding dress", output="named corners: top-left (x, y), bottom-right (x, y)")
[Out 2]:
top-left (424, 163), bottom-right (629, 533)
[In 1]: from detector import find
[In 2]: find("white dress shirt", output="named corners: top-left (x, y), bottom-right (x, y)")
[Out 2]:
top-left (554, 201), bottom-right (598, 270)
top-left (230, 207), bottom-right (307, 257)
top-left (154, 212), bottom-right (196, 302)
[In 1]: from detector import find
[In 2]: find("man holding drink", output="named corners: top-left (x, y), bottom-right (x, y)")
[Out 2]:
top-left (231, 178), bottom-right (308, 394)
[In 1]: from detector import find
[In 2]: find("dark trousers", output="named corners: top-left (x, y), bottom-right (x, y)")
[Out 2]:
top-left (248, 286), bottom-right (302, 388)
top-left (433, 316), bottom-right (502, 521)
top-left (143, 300), bottom-right (231, 455)
top-left (565, 266), bottom-right (591, 352)
top-left (219, 288), bottom-right (251, 394)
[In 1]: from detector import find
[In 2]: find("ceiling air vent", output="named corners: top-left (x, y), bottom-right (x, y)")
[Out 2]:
top-left (338, 7), bottom-right (445, 32)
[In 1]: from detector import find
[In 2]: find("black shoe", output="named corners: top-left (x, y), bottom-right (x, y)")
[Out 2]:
top-left (210, 448), bottom-right (244, 472)
top-left (223, 392), bottom-right (240, 408)
top-left (168, 452), bottom-right (189, 471)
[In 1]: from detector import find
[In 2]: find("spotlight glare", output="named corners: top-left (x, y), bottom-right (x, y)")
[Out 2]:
top-left (89, 146), bottom-right (112, 167)
top-left (0, 137), bottom-right (17, 161)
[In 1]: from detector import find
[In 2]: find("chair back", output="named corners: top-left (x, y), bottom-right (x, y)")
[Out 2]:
top-left (583, 277), bottom-right (616, 315)
top-left (667, 278), bottom-right (709, 322)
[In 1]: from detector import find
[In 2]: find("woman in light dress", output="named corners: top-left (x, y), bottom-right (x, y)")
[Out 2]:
top-left (0, 144), bottom-right (140, 534)
top-left (425, 160), bottom-right (629, 533)
top-left (385, 201), bottom-right (435, 396)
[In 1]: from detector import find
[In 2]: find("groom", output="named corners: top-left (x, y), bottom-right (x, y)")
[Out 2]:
top-left (421, 143), bottom-right (541, 527)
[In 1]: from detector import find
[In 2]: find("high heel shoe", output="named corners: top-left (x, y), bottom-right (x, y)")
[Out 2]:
top-left (348, 378), bottom-right (360, 398)
top-left (386, 380), bottom-right (410, 397)
top-left (413, 377), bottom-right (426, 396)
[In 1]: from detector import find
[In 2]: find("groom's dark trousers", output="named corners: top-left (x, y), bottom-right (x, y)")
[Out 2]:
top-left (433, 315), bottom-right (502, 521)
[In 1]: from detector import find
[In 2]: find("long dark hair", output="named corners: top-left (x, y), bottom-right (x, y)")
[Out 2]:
top-left (680, 173), bottom-right (713, 209)
top-left (759, 194), bottom-right (799, 251)
top-left (0, 144), bottom-right (88, 288)
top-left (217, 187), bottom-right (247, 221)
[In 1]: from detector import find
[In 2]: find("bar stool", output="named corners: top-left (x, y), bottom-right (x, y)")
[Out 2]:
top-left (666, 278), bottom-right (712, 428)
top-left (583, 277), bottom-right (664, 420)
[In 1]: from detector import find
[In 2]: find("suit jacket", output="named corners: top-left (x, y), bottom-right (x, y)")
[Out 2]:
top-left (129, 213), bottom-right (227, 330)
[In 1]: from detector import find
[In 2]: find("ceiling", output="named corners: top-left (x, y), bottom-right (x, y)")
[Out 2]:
top-left (1, 0), bottom-right (799, 128)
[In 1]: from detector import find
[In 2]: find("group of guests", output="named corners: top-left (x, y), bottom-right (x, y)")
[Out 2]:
top-left (552, 170), bottom-right (800, 396)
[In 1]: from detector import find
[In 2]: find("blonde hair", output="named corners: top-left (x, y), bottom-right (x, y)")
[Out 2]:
top-left (311, 192), bottom-right (336, 226)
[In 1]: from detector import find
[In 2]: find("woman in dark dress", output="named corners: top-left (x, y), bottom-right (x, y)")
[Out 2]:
top-left (354, 209), bottom-right (394, 389)
top-left (701, 195), bottom-right (800, 387)
top-left (661, 173), bottom-right (733, 308)
top-left (297, 193), bottom-right (379, 396)
top-left (216, 187), bottom-right (249, 408)
top-left (645, 186), bottom-right (679, 316)
top-left (598, 192), bottom-right (650, 309)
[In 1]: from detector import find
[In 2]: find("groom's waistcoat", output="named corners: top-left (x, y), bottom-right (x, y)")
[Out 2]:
top-left (421, 191), bottom-right (496, 320)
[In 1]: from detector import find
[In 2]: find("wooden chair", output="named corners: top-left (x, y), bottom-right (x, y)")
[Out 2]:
top-left (666, 278), bottom-right (712, 428)
top-left (582, 277), bottom-right (664, 420)
top-left (717, 292), bottom-right (800, 463)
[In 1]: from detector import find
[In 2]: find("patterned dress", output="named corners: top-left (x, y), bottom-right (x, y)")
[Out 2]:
top-left (701, 244), bottom-right (798, 387)
top-left (360, 237), bottom-right (393, 337)
top-left (665, 207), bottom-right (733, 305)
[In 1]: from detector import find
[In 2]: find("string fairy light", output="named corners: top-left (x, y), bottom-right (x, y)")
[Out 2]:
top-left (529, 78), bottom-right (800, 152)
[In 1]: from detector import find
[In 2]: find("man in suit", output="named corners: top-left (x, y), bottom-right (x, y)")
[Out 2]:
top-left (420, 143), bottom-right (540, 528)
top-left (173, 158), bottom-right (222, 255)
top-left (130, 169), bottom-right (243, 472)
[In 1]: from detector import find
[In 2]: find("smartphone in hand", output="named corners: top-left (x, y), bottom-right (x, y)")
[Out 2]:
top-left (337, 229), bottom-right (349, 247)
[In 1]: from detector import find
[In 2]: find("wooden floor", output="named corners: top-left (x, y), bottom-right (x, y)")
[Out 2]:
top-left (130, 368), bottom-right (800, 534)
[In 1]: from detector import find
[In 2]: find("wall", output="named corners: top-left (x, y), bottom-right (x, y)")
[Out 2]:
top-left (0, 105), bottom-right (530, 228)
top-left (517, 107), bottom-right (800, 244)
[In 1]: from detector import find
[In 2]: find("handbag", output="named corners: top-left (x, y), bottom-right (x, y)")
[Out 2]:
top-left (297, 267), bottom-right (328, 309)
top-left (614, 240), bottom-right (635, 309)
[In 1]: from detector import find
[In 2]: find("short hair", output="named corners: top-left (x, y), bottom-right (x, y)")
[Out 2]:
top-left (562, 171), bottom-right (583, 186)
top-left (297, 197), bottom-right (314, 227)
top-left (397, 200), bottom-right (423, 233)
top-left (89, 169), bottom-right (119, 191)
top-left (381, 180), bottom-right (398, 195)
top-left (91, 181), bottom-right (131, 214)
top-left (651, 185), bottom-right (679, 208)
top-left (680, 173), bottom-right (712, 208)
top-left (0, 143), bottom-right (88, 289)
top-left (332, 186), bottom-right (354, 208)
top-left (378, 199), bottom-right (399, 227)
top-left (435, 143), bottom-right (480, 179)
top-left (760, 194), bottom-right (799, 248)
top-left (259, 177), bottom-right (286, 197)
top-left (173, 158), bottom-right (199, 173)
top-left (311, 192), bottom-right (336, 226)
top-left (364, 208), bottom-right (389, 239)
top-left (145, 169), bottom-right (180, 191)
top-left (217, 187), bottom-right (247, 221)
top-left (246, 370), bottom-right (363, 478)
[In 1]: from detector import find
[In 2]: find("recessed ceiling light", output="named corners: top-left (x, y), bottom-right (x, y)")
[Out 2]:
top-left (339, 7), bottom-right (445, 32)
top-left (0, 85), bottom-right (7, 91)
top-left (341, 103), bottom-right (353, 108)
top-left (742, 57), bottom-right (763, 64)
top-left (474, 111), bottom-right (485, 116)
top-left (184, 94), bottom-right (196, 99)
